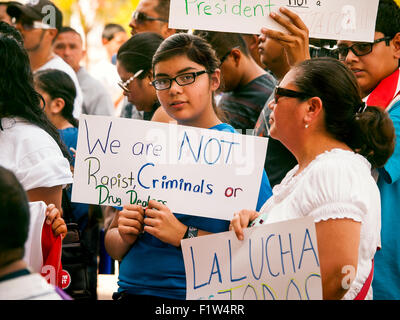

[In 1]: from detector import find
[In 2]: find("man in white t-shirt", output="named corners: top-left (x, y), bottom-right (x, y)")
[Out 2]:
top-left (7, 0), bottom-right (83, 118)
top-left (53, 26), bottom-right (114, 116)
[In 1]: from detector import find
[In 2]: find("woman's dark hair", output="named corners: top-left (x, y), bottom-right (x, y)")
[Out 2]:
top-left (292, 57), bottom-right (395, 168)
top-left (34, 69), bottom-right (78, 128)
top-left (117, 32), bottom-right (164, 80)
top-left (152, 33), bottom-right (225, 121)
top-left (0, 33), bottom-right (71, 162)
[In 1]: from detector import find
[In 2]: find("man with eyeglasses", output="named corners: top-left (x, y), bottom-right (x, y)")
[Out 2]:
top-left (6, 0), bottom-right (83, 118)
top-left (336, 0), bottom-right (400, 301)
top-left (129, 0), bottom-right (176, 39)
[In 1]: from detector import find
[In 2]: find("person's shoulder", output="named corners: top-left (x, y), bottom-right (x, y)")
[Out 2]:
top-left (0, 273), bottom-right (66, 300)
top-left (257, 72), bottom-right (277, 86)
top-left (209, 123), bottom-right (237, 133)
top-left (388, 96), bottom-right (400, 114)
top-left (308, 149), bottom-right (371, 175)
top-left (304, 149), bottom-right (377, 197)
top-left (4, 118), bottom-right (50, 139)
top-left (41, 56), bottom-right (80, 83)
top-left (41, 55), bottom-right (69, 71)
top-left (298, 149), bottom-right (379, 221)
top-left (236, 73), bottom-right (276, 98)
top-left (8, 120), bottom-right (65, 159)
top-left (78, 67), bottom-right (105, 87)
top-left (59, 126), bottom-right (78, 138)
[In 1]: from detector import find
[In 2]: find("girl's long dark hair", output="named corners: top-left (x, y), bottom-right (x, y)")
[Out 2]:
top-left (34, 69), bottom-right (79, 128)
top-left (0, 32), bottom-right (71, 162)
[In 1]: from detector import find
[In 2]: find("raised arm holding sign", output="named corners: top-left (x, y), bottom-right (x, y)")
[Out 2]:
top-left (260, 7), bottom-right (311, 67)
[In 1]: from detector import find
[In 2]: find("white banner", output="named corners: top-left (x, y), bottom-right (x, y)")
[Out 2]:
top-left (170, 0), bottom-right (379, 42)
top-left (71, 115), bottom-right (268, 221)
top-left (181, 217), bottom-right (322, 300)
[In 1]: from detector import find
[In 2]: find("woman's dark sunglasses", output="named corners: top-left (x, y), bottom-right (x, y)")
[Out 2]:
top-left (273, 86), bottom-right (311, 104)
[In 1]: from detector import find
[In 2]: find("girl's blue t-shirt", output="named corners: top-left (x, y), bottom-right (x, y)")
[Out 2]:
top-left (118, 123), bottom-right (272, 299)
top-left (59, 127), bottom-right (78, 166)
top-left (59, 127), bottom-right (89, 230)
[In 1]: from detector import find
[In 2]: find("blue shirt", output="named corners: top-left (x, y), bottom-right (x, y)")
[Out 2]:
top-left (59, 127), bottom-right (90, 230)
top-left (118, 123), bottom-right (272, 299)
top-left (59, 127), bottom-right (78, 166)
top-left (373, 100), bottom-right (400, 299)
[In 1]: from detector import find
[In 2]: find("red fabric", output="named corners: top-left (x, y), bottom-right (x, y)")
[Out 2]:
top-left (40, 222), bottom-right (63, 288)
top-left (354, 260), bottom-right (374, 300)
top-left (366, 69), bottom-right (400, 109)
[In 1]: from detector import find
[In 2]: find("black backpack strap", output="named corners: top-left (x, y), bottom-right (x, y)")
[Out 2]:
top-left (62, 185), bottom-right (75, 224)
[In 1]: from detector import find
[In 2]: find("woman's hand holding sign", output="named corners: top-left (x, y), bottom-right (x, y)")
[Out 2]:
top-left (230, 209), bottom-right (260, 241)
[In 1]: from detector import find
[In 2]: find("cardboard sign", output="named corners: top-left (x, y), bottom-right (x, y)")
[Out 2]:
top-left (71, 115), bottom-right (268, 221)
top-left (169, 0), bottom-right (379, 42)
top-left (181, 217), bottom-right (322, 300)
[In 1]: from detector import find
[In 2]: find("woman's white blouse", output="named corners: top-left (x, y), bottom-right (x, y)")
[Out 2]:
top-left (252, 149), bottom-right (381, 300)
top-left (0, 117), bottom-right (73, 191)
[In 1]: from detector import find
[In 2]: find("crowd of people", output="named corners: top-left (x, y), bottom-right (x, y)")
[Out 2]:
top-left (0, 0), bottom-right (399, 301)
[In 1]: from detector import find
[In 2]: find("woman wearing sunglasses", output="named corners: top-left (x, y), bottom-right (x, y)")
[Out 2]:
top-left (105, 33), bottom-right (273, 300)
top-left (116, 32), bottom-right (164, 121)
top-left (230, 57), bottom-right (395, 300)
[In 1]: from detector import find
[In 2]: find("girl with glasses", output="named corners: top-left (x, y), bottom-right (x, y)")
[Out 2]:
top-left (230, 57), bottom-right (395, 300)
top-left (105, 33), bottom-right (273, 300)
top-left (116, 32), bottom-right (164, 121)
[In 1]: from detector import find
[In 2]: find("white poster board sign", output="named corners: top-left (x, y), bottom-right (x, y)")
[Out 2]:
top-left (181, 217), bottom-right (322, 300)
top-left (71, 115), bottom-right (268, 221)
top-left (170, 0), bottom-right (379, 42)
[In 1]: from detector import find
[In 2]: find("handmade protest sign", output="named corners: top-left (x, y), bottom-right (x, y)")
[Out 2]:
top-left (181, 217), bottom-right (322, 300)
top-left (169, 0), bottom-right (379, 42)
top-left (71, 115), bottom-right (268, 221)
